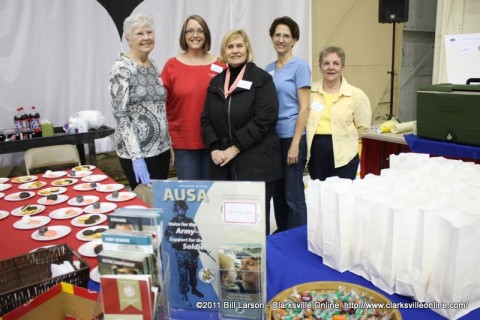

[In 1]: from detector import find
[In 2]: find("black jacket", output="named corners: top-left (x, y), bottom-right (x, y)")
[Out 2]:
top-left (201, 62), bottom-right (282, 183)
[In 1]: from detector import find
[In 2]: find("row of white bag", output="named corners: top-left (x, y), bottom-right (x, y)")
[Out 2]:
top-left (307, 153), bottom-right (480, 320)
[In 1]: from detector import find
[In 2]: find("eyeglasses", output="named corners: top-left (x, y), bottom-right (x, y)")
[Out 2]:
top-left (185, 28), bottom-right (205, 35)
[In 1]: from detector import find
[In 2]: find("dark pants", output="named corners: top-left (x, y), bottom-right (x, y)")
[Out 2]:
top-left (273, 136), bottom-right (307, 232)
top-left (175, 250), bottom-right (199, 294)
top-left (308, 135), bottom-right (359, 181)
top-left (119, 149), bottom-right (171, 190)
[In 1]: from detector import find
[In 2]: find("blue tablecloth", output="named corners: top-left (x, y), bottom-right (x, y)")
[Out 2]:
top-left (267, 225), bottom-right (480, 320)
top-left (404, 134), bottom-right (480, 160)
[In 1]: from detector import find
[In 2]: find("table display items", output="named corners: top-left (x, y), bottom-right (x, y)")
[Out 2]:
top-left (306, 153), bottom-right (480, 319)
top-left (152, 180), bottom-right (267, 319)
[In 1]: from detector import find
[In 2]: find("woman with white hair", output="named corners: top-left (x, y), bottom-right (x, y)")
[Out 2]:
top-left (108, 13), bottom-right (172, 190)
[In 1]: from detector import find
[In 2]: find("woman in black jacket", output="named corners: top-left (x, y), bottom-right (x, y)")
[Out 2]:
top-left (201, 29), bottom-right (282, 234)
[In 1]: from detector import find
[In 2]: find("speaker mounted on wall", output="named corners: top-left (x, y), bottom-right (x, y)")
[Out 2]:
top-left (379, 0), bottom-right (409, 23)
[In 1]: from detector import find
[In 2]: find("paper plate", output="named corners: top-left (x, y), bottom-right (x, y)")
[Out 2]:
top-left (37, 187), bottom-right (67, 196)
top-left (31, 225), bottom-right (71, 241)
top-left (19, 181), bottom-right (47, 190)
top-left (13, 216), bottom-right (51, 230)
top-left (90, 266), bottom-right (100, 283)
top-left (75, 225), bottom-right (108, 241)
top-left (105, 191), bottom-right (136, 202)
top-left (81, 175), bottom-right (107, 183)
top-left (84, 202), bottom-right (117, 214)
top-left (11, 204), bottom-right (46, 216)
top-left (4, 191), bottom-right (36, 201)
top-left (0, 210), bottom-right (9, 220)
top-left (0, 183), bottom-right (12, 191)
top-left (11, 176), bottom-right (38, 183)
top-left (37, 194), bottom-right (69, 206)
top-left (72, 165), bottom-right (96, 172)
top-left (96, 183), bottom-right (124, 193)
top-left (73, 182), bottom-right (97, 191)
top-left (78, 240), bottom-right (103, 257)
top-left (0, 177), bottom-right (9, 183)
top-left (71, 213), bottom-right (107, 227)
top-left (51, 178), bottom-right (78, 186)
top-left (267, 281), bottom-right (402, 320)
top-left (49, 207), bottom-right (84, 219)
top-left (42, 171), bottom-right (67, 179)
top-left (124, 205), bottom-right (148, 209)
top-left (0, 192), bottom-right (4, 199)
top-left (67, 170), bottom-right (92, 178)
top-left (67, 195), bottom-right (99, 206)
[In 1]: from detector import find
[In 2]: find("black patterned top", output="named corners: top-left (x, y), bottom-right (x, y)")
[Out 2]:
top-left (108, 55), bottom-right (171, 160)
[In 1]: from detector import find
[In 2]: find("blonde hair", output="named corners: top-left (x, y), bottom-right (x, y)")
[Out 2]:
top-left (219, 29), bottom-right (254, 64)
top-left (218, 253), bottom-right (235, 270)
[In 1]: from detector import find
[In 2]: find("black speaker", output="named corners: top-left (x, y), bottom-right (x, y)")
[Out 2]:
top-left (379, 0), bottom-right (409, 23)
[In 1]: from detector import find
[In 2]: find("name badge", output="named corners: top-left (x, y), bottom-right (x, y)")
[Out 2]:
top-left (158, 77), bottom-right (164, 85)
top-left (238, 80), bottom-right (252, 90)
top-left (210, 64), bottom-right (224, 73)
top-left (311, 101), bottom-right (324, 112)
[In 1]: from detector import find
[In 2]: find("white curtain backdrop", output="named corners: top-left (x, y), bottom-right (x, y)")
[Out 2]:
top-left (0, 0), bottom-right (310, 167)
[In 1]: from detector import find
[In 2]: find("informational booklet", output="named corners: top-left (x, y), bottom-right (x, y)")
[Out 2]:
top-left (218, 244), bottom-right (263, 319)
top-left (100, 274), bottom-right (155, 320)
top-left (152, 180), bottom-right (266, 318)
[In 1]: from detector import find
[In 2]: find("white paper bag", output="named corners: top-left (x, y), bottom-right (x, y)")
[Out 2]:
top-left (320, 178), bottom-right (353, 272)
top-left (306, 179), bottom-right (323, 256)
top-left (425, 210), bottom-right (480, 320)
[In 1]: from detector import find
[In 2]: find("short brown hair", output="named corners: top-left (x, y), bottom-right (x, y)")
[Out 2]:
top-left (179, 15), bottom-right (212, 52)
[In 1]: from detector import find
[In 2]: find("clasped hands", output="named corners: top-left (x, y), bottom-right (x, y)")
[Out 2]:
top-left (211, 146), bottom-right (239, 166)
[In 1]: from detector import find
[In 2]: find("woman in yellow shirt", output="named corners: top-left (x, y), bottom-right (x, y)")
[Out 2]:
top-left (306, 46), bottom-right (371, 180)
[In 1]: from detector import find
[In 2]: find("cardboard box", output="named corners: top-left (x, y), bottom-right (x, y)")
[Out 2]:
top-left (0, 283), bottom-right (102, 320)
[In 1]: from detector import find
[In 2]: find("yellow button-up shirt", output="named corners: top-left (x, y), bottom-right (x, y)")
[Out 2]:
top-left (306, 77), bottom-right (371, 168)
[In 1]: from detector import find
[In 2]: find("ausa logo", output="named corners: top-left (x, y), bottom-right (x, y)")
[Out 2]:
top-left (163, 188), bottom-right (209, 203)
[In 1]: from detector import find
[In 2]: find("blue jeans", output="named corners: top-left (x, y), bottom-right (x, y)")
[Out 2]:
top-left (173, 149), bottom-right (210, 180)
top-left (273, 135), bottom-right (307, 231)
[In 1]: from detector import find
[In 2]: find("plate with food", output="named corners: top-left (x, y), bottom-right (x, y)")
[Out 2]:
top-left (31, 225), bottom-right (71, 241)
top-left (37, 186), bottom-right (67, 196)
top-left (37, 194), bottom-right (69, 206)
top-left (84, 202), bottom-right (117, 214)
top-left (51, 178), bottom-right (78, 186)
top-left (11, 176), bottom-right (38, 183)
top-left (11, 204), bottom-right (46, 216)
top-left (0, 183), bottom-right (12, 192)
top-left (42, 170), bottom-right (68, 179)
top-left (78, 239), bottom-right (103, 257)
top-left (267, 281), bottom-right (402, 320)
top-left (0, 177), bottom-right (9, 183)
top-left (19, 180), bottom-right (47, 190)
top-left (81, 174), bottom-right (107, 183)
top-left (72, 164), bottom-right (96, 172)
top-left (49, 207), bottom-right (84, 219)
top-left (106, 191), bottom-right (136, 202)
top-left (96, 183), bottom-right (124, 193)
top-left (13, 215), bottom-right (51, 230)
top-left (76, 225), bottom-right (108, 241)
top-left (89, 266), bottom-right (100, 283)
top-left (4, 191), bottom-right (36, 201)
top-left (0, 210), bottom-right (9, 220)
top-left (71, 213), bottom-right (107, 227)
top-left (67, 195), bottom-right (99, 206)
top-left (73, 182), bottom-right (97, 191)
top-left (67, 170), bottom-right (92, 178)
